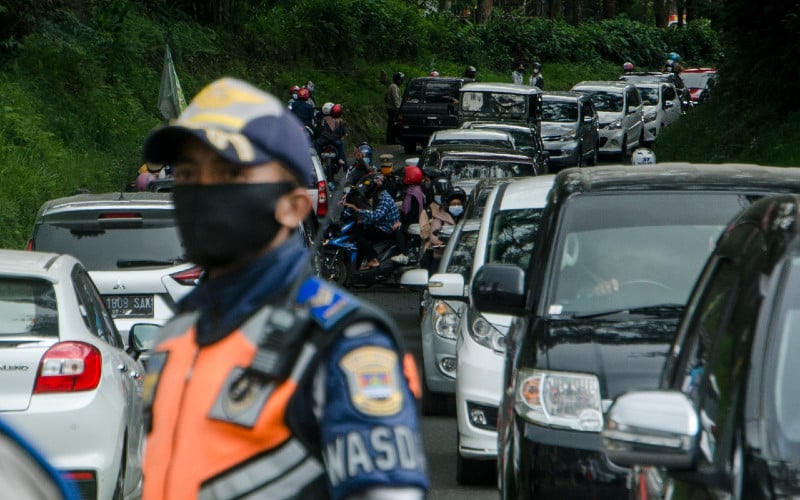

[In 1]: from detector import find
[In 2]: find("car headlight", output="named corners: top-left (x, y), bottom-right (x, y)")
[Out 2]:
top-left (432, 300), bottom-right (459, 340)
top-left (605, 119), bottom-right (622, 130)
top-left (514, 369), bottom-right (603, 432)
top-left (643, 111), bottom-right (657, 123)
top-left (467, 307), bottom-right (505, 353)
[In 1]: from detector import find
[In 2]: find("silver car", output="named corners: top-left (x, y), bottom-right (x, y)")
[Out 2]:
top-left (401, 218), bottom-right (482, 416)
top-left (27, 192), bottom-right (199, 338)
top-left (0, 249), bottom-right (145, 500)
top-left (540, 91), bottom-right (600, 170)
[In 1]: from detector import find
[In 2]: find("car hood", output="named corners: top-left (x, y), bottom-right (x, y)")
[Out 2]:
top-left (525, 316), bottom-right (678, 400)
top-left (596, 111), bottom-right (624, 125)
top-left (540, 122), bottom-right (577, 139)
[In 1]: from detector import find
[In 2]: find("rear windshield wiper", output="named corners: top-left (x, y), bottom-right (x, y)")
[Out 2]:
top-left (572, 304), bottom-right (685, 320)
top-left (117, 259), bottom-right (182, 268)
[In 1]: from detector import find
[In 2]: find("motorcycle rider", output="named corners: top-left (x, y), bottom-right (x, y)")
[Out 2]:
top-left (287, 84), bottom-right (301, 109)
top-left (314, 102), bottom-right (347, 177)
top-left (463, 65), bottom-right (477, 81)
top-left (344, 141), bottom-right (374, 188)
top-left (379, 154), bottom-right (400, 199)
top-left (344, 172), bottom-right (401, 270)
top-left (391, 165), bottom-right (426, 265)
top-left (290, 87), bottom-right (316, 130)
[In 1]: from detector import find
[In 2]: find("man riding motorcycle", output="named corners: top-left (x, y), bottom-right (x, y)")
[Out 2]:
top-left (343, 172), bottom-right (401, 270)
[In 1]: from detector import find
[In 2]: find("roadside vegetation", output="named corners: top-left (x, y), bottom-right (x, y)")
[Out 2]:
top-left (0, 0), bottom-right (796, 248)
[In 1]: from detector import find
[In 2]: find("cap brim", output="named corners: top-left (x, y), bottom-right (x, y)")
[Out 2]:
top-left (143, 125), bottom-right (272, 167)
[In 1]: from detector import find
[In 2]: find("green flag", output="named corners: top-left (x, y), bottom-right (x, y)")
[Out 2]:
top-left (157, 44), bottom-right (187, 121)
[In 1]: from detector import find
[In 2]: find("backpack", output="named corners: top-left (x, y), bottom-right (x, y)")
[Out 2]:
top-left (418, 204), bottom-right (435, 241)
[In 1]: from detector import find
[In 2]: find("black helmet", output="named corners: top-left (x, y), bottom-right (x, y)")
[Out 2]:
top-left (393, 71), bottom-right (405, 82)
top-left (464, 65), bottom-right (477, 78)
top-left (359, 172), bottom-right (385, 198)
top-left (445, 187), bottom-right (467, 205)
top-left (532, 62), bottom-right (542, 71)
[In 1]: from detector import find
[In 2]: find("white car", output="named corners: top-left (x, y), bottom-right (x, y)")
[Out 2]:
top-left (630, 80), bottom-right (682, 144)
top-left (427, 128), bottom-right (515, 150)
top-left (308, 147), bottom-right (331, 217)
top-left (27, 192), bottom-right (200, 339)
top-left (571, 81), bottom-right (644, 161)
top-left (427, 175), bottom-right (555, 484)
top-left (0, 249), bottom-right (145, 500)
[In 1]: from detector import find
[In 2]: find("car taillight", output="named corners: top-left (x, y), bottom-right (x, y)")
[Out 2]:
top-left (34, 342), bottom-right (102, 393)
top-left (317, 180), bottom-right (328, 217)
top-left (170, 265), bottom-right (204, 286)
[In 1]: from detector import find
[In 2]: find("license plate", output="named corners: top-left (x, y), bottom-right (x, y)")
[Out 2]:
top-left (103, 295), bottom-right (154, 318)
top-left (321, 152), bottom-right (336, 158)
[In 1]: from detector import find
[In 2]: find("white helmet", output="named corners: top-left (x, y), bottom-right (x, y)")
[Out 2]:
top-left (322, 102), bottom-right (334, 115)
top-left (631, 148), bottom-right (656, 166)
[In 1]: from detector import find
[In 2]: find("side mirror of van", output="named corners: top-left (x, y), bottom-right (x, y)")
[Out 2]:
top-left (428, 272), bottom-right (466, 299)
top-left (471, 264), bottom-right (527, 316)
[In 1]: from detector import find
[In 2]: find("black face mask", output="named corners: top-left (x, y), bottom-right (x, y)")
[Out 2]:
top-left (172, 182), bottom-right (294, 269)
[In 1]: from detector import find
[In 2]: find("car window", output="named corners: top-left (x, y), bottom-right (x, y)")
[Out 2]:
top-left (486, 208), bottom-right (543, 271)
top-left (542, 100), bottom-right (578, 122)
top-left (446, 230), bottom-right (480, 280)
top-left (461, 91), bottom-right (526, 115)
top-left (72, 265), bottom-right (123, 348)
top-left (549, 193), bottom-right (751, 315)
top-left (0, 277), bottom-right (58, 337)
top-left (439, 159), bottom-right (535, 180)
top-left (403, 80), bottom-right (461, 105)
top-left (663, 85), bottom-right (677, 101)
top-left (638, 87), bottom-right (659, 106)
top-left (627, 88), bottom-right (642, 107)
top-left (34, 215), bottom-right (185, 271)
top-left (581, 90), bottom-right (623, 113)
top-left (772, 258), bottom-right (800, 442)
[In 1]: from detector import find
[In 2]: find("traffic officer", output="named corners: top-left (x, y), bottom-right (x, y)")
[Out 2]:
top-left (140, 77), bottom-right (429, 500)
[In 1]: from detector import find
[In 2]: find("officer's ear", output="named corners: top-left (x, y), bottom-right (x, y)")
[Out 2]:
top-left (275, 187), bottom-right (313, 228)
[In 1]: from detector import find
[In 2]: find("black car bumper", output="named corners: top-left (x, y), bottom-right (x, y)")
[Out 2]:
top-left (508, 417), bottom-right (629, 499)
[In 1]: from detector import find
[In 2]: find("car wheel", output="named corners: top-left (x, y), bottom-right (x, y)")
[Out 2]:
top-left (403, 141), bottom-right (416, 154)
top-left (456, 434), bottom-right (494, 485)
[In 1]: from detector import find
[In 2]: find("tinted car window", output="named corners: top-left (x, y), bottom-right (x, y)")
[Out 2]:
top-left (487, 208), bottom-right (543, 270)
top-left (446, 230), bottom-right (480, 279)
top-left (549, 193), bottom-right (753, 315)
top-left (440, 159), bottom-right (535, 180)
top-left (0, 278), bottom-right (58, 337)
top-left (638, 87), bottom-right (660, 105)
top-left (73, 266), bottom-right (123, 348)
top-left (404, 80), bottom-right (461, 104)
top-left (583, 90), bottom-right (623, 112)
top-left (542, 101), bottom-right (578, 122)
top-left (35, 222), bottom-right (185, 271)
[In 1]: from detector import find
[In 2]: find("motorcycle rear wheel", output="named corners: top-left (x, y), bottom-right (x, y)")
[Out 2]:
top-left (324, 252), bottom-right (351, 287)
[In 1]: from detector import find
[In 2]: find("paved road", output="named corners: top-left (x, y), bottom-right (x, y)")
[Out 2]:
top-left (350, 284), bottom-right (496, 499)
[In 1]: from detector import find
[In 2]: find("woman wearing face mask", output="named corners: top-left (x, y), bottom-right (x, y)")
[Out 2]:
top-left (418, 187), bottom-right (466, 272)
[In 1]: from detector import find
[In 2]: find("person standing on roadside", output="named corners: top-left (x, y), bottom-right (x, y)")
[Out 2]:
top-left (512, 62), bottom-right (525, 85)
top-left (529, 62), bottom-right (544, 89)
top-left (139, 77), bottom-right (429, 500)
top-left (384, 71), bottom-right (404, 144)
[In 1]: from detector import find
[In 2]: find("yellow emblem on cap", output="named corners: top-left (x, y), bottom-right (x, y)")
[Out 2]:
top-left (340, 346), bottom-right (403, 416)
top-left (192, 79), bottom-right (268, 110)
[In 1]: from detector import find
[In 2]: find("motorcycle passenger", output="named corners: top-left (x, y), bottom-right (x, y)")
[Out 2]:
top-left (344, 141), bottom-right (374, 188)
top-left (391, 166), bottom-right (426, 265)
top-left (304, 80), bottom-right (316, 107)
top-left (344, 172), bottom-right (401, 270)
top-left (379, 154), bottom-right (400, 199)
top-left (464, 65), bottom-right (477, 81)
top-left (314, 102), bottom-right (347, 177)
top-left (419, 187), bottom-right (466, 272)
top-left (290, 87), bottom-right (316, 129)
top-left (287, 84), bottom-right (300, 109)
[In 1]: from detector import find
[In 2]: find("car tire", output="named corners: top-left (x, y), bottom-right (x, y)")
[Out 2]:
top-left (403, 141), bottom-right (416, 154)
top-left (456, 434), bottom-right (494, 485)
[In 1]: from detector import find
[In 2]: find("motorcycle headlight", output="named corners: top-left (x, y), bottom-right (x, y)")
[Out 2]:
top-left (606, 119), bottom-right (622, 130)
top-left (467, 307), bottom-right (505, 354)
top-left (515, 369), bottom-right (603, 432)
top-left (643, 111), bottom-right (657, 123)
top-left (432, 300), bottom-right (459, 340)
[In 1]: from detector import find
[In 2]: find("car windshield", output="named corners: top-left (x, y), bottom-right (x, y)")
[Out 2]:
top-left (445, 229), bottom-right (480, 280)
top-left (440, 159), bottom-right (535, 180)
top-left (548, 192), bottom-right (758, 316)
top-left (542, 100), bottom-right (578, 122)
top-left (431, 136), bottom-right (513, 149)
top-left (773, 258), bottom-right (800, 441)
top-left (487, 208), bottom-right (544, 270)
top-left (582, 90), bottom-right (623, 112)
top-left (34, 220), bottom-right (186, 271)
top-left (638, 87), bottom-right (660, 106)
top-left (0, 278), bottom-right (58, 337)
top-left (460, 91), bottom-right (527, 116)
top-left (681, 73), bottom-right (713, 89)
top-left (404, 80), bottom-right (461, 104)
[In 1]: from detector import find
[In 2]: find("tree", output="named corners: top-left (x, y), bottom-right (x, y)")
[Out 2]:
top-left (653, 0), bottom-right (668, 27)
top-left (603, 0), bottom-right (616, 19)
top-left (477, 0), bottom-right (493, 24)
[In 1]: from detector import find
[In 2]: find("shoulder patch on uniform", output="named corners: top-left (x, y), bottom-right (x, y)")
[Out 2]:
top-left (339, 346), bottom-right (403, 417)
top-left (297, 277), bottom-right (358, 330)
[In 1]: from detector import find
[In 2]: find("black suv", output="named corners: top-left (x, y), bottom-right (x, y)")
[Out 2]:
top-left (603, 193), bottom-right (800, 499)
top-left (469, 164), bottom-right (800, 499)
top-left (397, 76), bottom-right (467, 154)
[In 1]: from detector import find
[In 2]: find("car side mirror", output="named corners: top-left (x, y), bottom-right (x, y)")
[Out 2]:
top-left (582, 115), bottom-right (593, 123)
top-left (401, 268), bottom-right (429, 290)
top-left (602, 390), bottom-right (699, 469)
top-left (471, 264), bottom-right (527, 316)
top-left (664, 101), bottom-right (674, 109)
top-left (128, 323), bottom-right (161, 358)
top-left (428, 272), bottom-right (466, 299)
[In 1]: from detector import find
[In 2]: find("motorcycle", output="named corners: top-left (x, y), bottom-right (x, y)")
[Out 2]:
top-left (319, 143), bottom-right (340, 188)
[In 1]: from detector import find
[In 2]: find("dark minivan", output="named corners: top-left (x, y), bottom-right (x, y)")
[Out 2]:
top-left (603, 193), bottom-right (800, 499)
top-left (469, 164), bottom-right (800, 499)
top-left (398, 76), bottom-right (468, 154)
